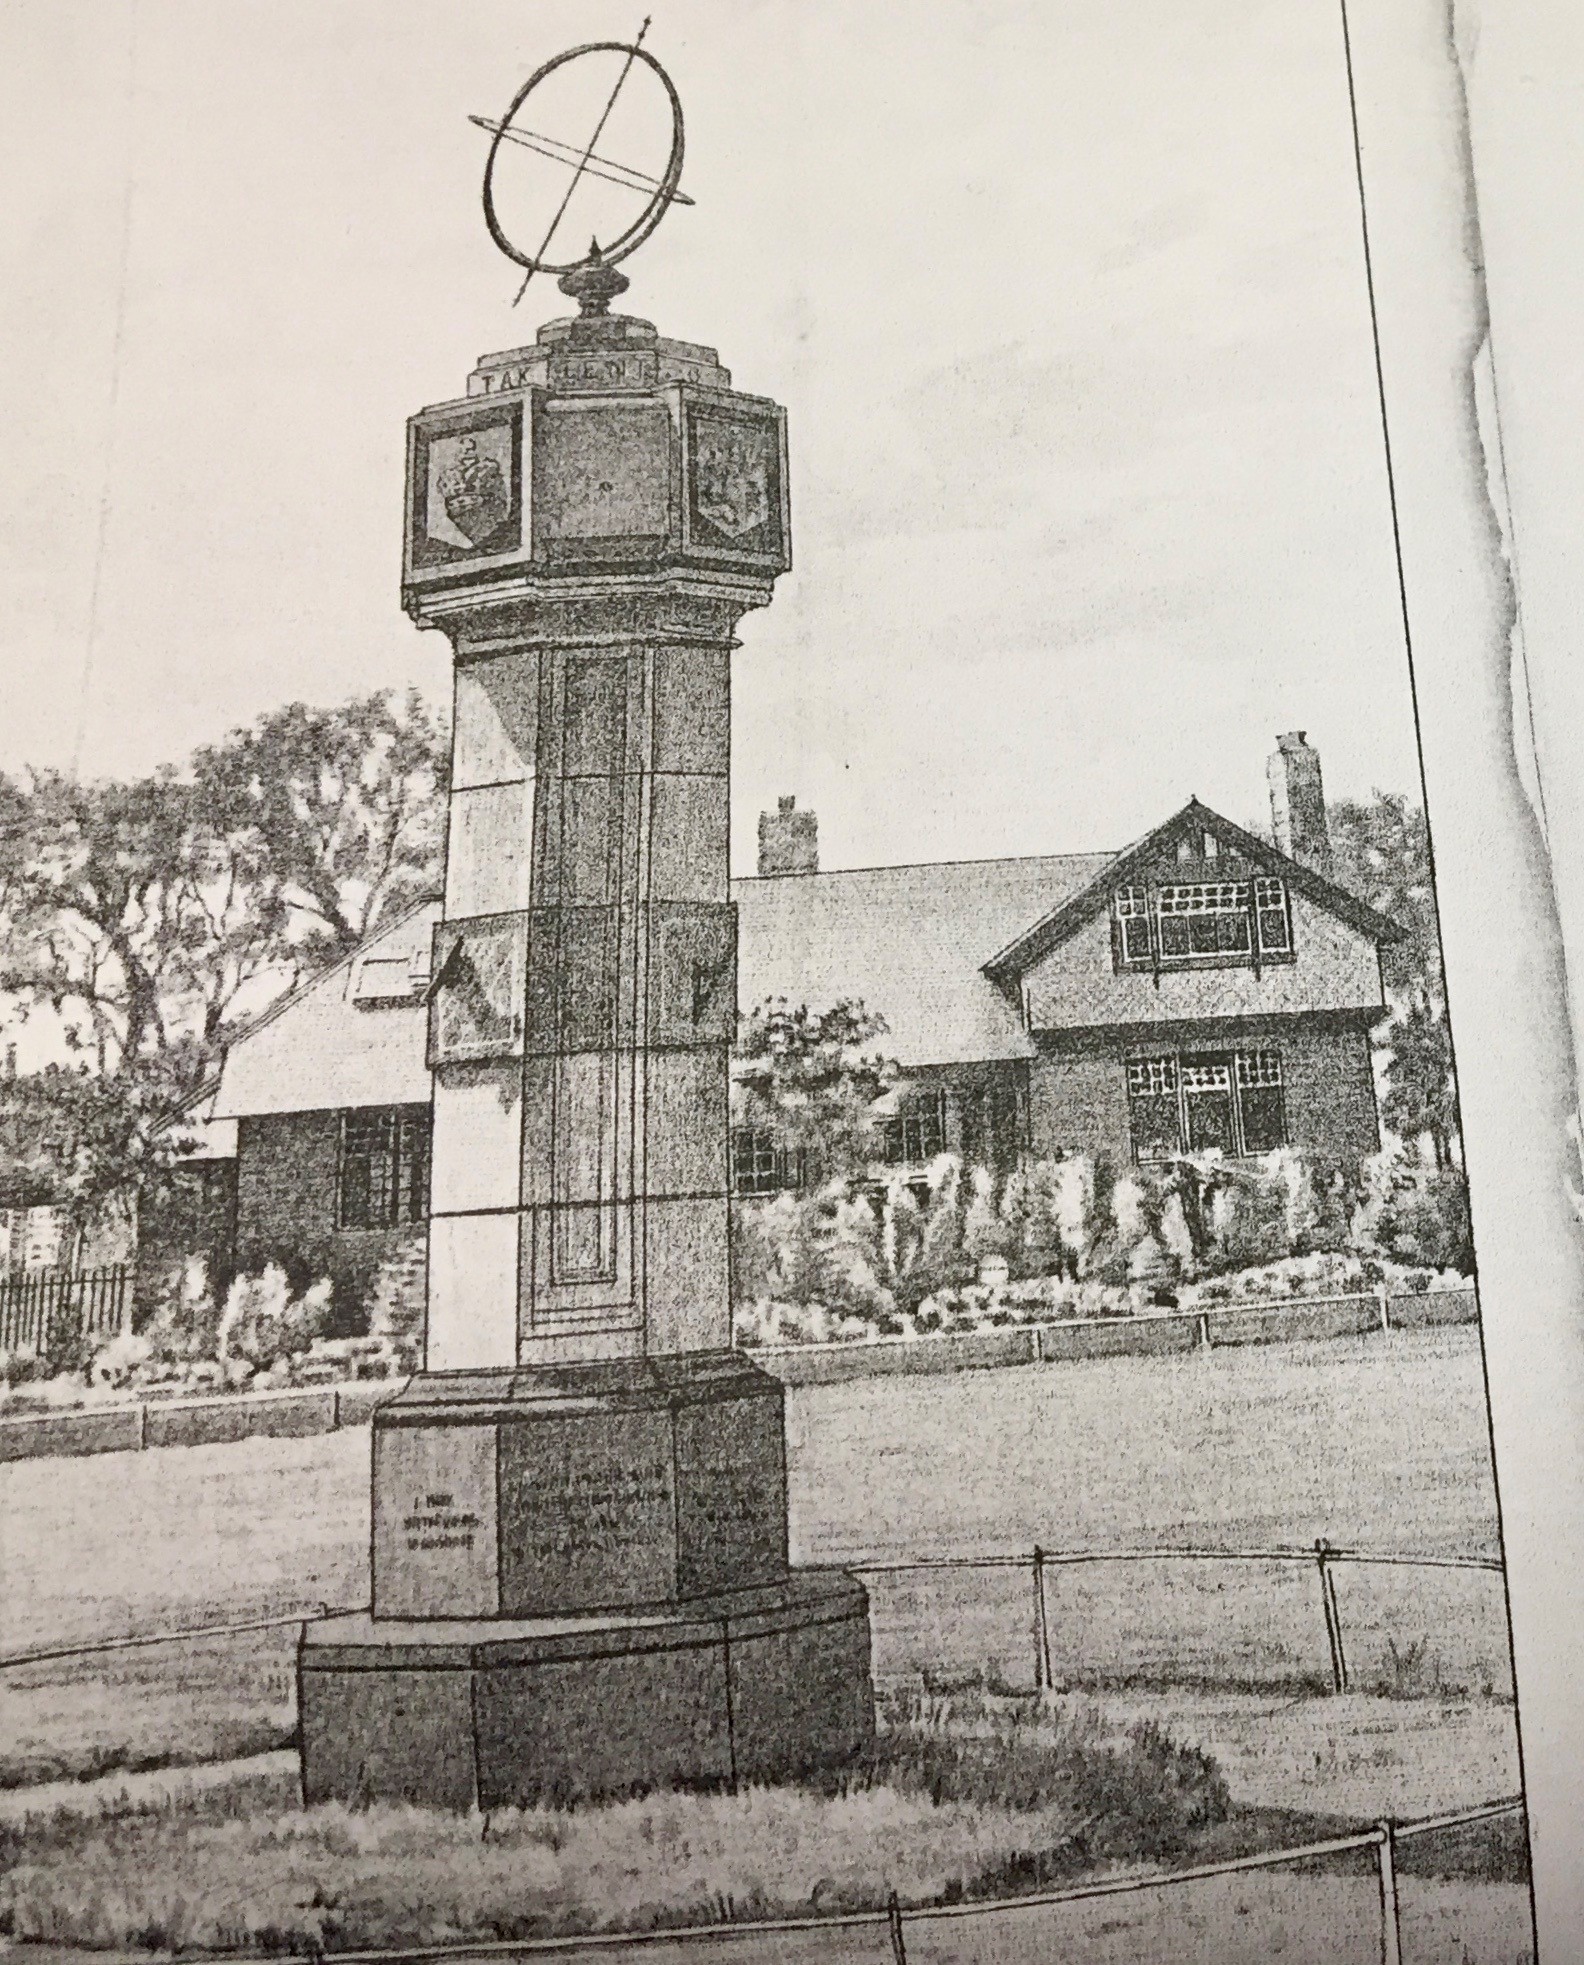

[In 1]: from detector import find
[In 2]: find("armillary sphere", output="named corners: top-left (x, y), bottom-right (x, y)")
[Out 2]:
top-left (472, 20), bottom-right (688, 306)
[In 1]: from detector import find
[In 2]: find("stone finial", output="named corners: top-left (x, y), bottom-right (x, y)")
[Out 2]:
top-left (557, 242), bottom-right (631, 317)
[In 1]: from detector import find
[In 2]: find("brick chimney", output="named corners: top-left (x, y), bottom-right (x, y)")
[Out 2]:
top-left (757, 795), bottom-right (818, 876)
top-left (1267, 732), bottom-right (1331, 872)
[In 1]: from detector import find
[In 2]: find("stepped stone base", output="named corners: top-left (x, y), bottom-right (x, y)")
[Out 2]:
top-left (299, 1570), bottom-right (874, 1809)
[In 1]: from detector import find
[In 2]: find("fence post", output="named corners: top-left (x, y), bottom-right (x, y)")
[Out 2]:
top-left (1375, 1821), bottom-right (1401, 1965)
top-left (1375, 1284), bottom-right (1391, 1334)
top-left (1032, 1545), bottom-right (1053, 1692)
top-left (887, 1888), bottom-right (908, 1965)
top-left (1315, 1539), bottom-right (1348, 1693)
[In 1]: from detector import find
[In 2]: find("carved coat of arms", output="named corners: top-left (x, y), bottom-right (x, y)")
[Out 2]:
top-left (694, 419), bottom-right (771, 538)
top-left (436, 435), bottom-right (510, 546)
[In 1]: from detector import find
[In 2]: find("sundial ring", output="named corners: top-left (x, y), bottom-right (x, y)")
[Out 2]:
top-left (481, 41), bottom-right (686, 279)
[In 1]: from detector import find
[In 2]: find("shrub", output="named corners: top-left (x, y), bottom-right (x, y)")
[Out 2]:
top-left (141, 1255), bottom-right (222, 1362)
top-left (87, 1328), bottom-right (152, 1387)
top-left (217, 1265), bottom-right (333, 1374)
top-left (1353, 1147), bottom-right (1474, 1274)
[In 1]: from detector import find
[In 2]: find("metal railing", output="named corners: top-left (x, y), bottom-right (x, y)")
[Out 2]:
top-left (0, 1547), bottom-right (1528, 1964)
top-left (0, 1263), bottom-right (131, 1353)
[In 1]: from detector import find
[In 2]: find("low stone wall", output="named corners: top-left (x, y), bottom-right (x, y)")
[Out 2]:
top-left (0, 1379), bottom-right (403, 1464)
top-left (755, 1287), bottom-right (1480, 1387)
top-left (0, 1287), bottom-right (1481, 1457)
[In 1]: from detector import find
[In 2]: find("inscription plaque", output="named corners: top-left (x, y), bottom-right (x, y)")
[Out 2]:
top-left (498, 1407), bottom-right (676, 1613)
top-left (373, 1422), bottom-right (500, 1618)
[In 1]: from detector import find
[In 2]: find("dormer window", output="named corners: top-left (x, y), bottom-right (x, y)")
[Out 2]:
top-left (1113, 874), bottom-right (1293, 971)
top-left (1115, 885), bottom-right (1152, 964)
top-left (1158, 882), bottom-right (1253, 959)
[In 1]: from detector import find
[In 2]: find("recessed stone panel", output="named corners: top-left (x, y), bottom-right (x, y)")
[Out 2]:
top-left (644, 1049), bottom-right (729, 1196)
top-left (454, 655), bottom-right (539, 788)
top-left (644, 1195), bottom-right (731, 1355)
top-left (445, 781), bottom-right (535, 915)
top-left (497, 1404), bottom-right (676, 1613)
top-left (427, 1213), bottom-right (521, 1372)
top-left (673, 1389), bottom-right (787, 1597)
top-left (373, 1419), bottom-right (499, 1618)
top-left (652, 648), bottom-right (729, 774)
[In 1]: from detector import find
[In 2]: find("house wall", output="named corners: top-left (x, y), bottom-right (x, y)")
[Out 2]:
top-left (1030, 1015), bottom-right (1381, 1171)
top-left (235, 1110), bottom-right (424, 1328)
top-left (135, 1160), bottom-right (239, 1314)
top-left (1021, 893), bottom-right (1382, 1031)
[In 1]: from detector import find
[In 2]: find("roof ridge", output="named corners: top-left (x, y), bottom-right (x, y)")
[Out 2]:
top-left (735, 846), bottom-right (1118, 882)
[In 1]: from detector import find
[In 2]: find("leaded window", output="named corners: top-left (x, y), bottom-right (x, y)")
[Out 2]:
top-left (1111, 872), bottom-right (1294, 969)
top-left (1126, 1056), bottom-right (1181, 1160)
top-left (1114, 885), bottom-right (1153, 966)
top-left (1156, 883), bottom-right (1254, 960)
top-left (1236, 1050), bottom-right (1288, 1153)
top-left (339, 1106), bottom-right (430, 1230)
top-left (732, 1128), bottom-right (803, 1199)
top-left (879, 1089), bottom-right (948, 1167)
top-left (1125, 1051), bottom-right (1288, 1161)
top-left (1254, 877), bottom-right (1291, 954)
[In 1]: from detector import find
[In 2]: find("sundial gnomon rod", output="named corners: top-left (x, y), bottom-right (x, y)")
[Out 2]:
top-left (514, 16), bottom-right (650, 302)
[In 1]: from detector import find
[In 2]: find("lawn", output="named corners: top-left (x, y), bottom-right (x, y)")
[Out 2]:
top-left (0, 1329), bottom-right (1515, 1786)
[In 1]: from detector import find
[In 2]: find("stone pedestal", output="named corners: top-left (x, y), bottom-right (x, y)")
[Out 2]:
top-left (298, 292), bottom-right (873, 1809)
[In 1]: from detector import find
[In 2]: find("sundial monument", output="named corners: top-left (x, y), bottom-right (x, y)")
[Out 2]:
top-left (299, 34), bottom-right (875, 1807)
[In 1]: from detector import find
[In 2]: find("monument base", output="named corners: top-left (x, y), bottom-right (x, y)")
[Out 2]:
top-left (298, 1570), bottom-right (874, 1809)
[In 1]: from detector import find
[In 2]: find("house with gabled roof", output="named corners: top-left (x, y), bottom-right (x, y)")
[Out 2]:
top-left (175, 733), bottom-right (1398, 1297)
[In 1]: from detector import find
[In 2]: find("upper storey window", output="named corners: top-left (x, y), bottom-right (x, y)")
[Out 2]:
top-left (1113, 873), bottom-right (1293, 972)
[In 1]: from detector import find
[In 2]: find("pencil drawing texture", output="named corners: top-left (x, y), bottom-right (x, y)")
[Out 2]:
top-left (0, 4), bottom-right (1552, 1960)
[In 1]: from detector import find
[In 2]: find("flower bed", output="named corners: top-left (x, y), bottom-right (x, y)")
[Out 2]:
top-left (735, 1253), bottom-right (1469, 1349)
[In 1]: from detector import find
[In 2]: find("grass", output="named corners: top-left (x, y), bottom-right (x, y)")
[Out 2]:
top-left (0, 1688), bottom-right (1233, 1953)
top-left (0, 1329), bottom-right (1515, 1791)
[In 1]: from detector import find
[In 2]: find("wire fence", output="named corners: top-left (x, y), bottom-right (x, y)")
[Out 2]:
top-left (841, 1540), bottom-right (1513, 1704)
top-left (0, 1547), bottom-right (1529, 1962)
top-left (0, 1262), bottom-right (131, 1354)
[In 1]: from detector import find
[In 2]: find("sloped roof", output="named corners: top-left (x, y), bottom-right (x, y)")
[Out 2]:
top-left (984, 799), bottom-right (1402, 985)
top-left (211, 851), bottom-right (1115, 1117)
top-left (208, 808), bottom-right (1400, 1122)
top-left (736, 852), bottom-right (1114, 1065)
top-left (211, 902), bottom-right (439, 1119)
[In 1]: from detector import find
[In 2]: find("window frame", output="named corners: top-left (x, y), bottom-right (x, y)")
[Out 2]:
top-left (1125, 1050), bottom-right (1288, 1162)
top-left (1111, 870), bottom-right (1296, 972)
top-left (337, 1104), bottom-right (431, 1231)
top-left (878, 1087), bottom-right (949, 1168)
top-left (731, 1127), bottom-right (804, 1199)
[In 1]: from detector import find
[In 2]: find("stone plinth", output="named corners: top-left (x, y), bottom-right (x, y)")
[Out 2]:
top-left (371, 1351), bottom-right (789, 1618)
top-left (300, 1570), bottom-right (874, 1810)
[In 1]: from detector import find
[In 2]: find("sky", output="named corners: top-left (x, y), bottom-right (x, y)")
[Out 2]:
top-left (0, 0), bottom-right (1436, 874)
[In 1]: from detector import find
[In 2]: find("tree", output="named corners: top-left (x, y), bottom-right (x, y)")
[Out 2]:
top-left (192, 689), bottom-right (448, 963)
top-left (734, 998), bottom-right (897, 1183)
top-left (1329, 791), bottom-right (1464, 1168)
top-left (0, 691), bottom-right (449, 1237)
top-left (1381, 994), bottom-right (1458, 1171)
top-left (1327, 793), bottom-right (1441, 1002)
top-left (0, 690), bottom-right (448, 1091)
top-left (0, 1063), bottom-right (195, 1238)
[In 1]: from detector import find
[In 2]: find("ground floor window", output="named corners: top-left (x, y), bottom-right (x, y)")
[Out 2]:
top-left (1126, 1051), bottom-right (1287, 1161)
top-left (878, 1088), bottom-right (948, 1168)
top-left (732, 1128), bottom-right (804, 1198)
top-left (338, 1105), bottom-right (431, 1229)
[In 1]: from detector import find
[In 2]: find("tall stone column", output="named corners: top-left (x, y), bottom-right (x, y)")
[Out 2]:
top-left (297, 285), bottom-right (873, 1810)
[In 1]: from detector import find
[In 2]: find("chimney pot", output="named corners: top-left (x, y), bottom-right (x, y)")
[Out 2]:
top-left (1267, 732), bottom-right (1331, 872)
top-left (758, 796), bottom-right (818, 876)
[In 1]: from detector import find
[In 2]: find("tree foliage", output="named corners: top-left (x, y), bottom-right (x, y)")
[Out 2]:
top-left (0, 691), bottom-right (447, 1227)
top-left (734, 998), bottom-right (897, 1182)
top-left (1327, 793), bottom-right (1441, 1002)
top-left (0, 690), bottom-right (447, 1090)
top-left (1328, 791), bottom-right (1463, 1166)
